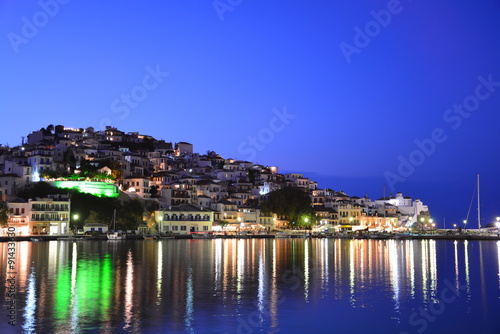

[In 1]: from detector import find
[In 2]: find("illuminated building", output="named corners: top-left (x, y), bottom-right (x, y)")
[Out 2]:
top-left (155, 204), bottom-right (215, 234)
top-left (29, 195), bottom-right (71, 235)
top-left (6, 197), bottom-right (31, 235)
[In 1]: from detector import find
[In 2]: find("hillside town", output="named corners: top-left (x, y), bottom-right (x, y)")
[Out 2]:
top-left (0, 125), bottom-right (431, 236)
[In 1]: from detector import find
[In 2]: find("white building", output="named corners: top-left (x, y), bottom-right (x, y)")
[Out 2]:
top-left (124, 176), bottom-right (151, 198)
top-left (155, 204), bottom-right (214, 234)
top-left (6, 198), bottom-right (30, 235)
top-left (29, 195), bottom-right (71, 235)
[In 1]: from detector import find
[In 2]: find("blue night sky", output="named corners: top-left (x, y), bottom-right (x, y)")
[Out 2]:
top-left (1, 0), bottom-right (500, 228)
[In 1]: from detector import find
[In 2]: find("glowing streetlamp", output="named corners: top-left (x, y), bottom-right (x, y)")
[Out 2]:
top-left (463, 220), bottom-right (467, 231)
top-left (72, 214), bottom-right (79, 234)
top-left (158, 213), bottom-right (163, 233)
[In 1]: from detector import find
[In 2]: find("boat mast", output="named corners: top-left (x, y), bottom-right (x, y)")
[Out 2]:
top-left (477, 174), bottom-right (481, 229)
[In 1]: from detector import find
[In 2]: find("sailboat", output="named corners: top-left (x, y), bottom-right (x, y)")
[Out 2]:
top-left (107, 209), bottom-right (126, 240)
top-left (464, 174), bottom-right (500, 239)
top-left (464, 174), bottom-right (481, 231)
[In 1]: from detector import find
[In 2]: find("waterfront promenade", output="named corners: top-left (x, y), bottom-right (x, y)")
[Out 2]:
top-left (2, 230), bottom-right (499, 242)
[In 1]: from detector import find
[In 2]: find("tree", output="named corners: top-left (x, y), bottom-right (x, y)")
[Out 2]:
top-left (261, 187), bottom-right (315, 228)
top-left (79, 159), bottom-right (98, 175)
top-left (247, 169), bottom-right (259, 183)
top-left (150, 185), bottom-right (159, 197)
top-left (17, 182), bottom-right (66, 200)
top-left (218, 220), bottom-right (230, 234)
top-left (116, 199), bottom-right (144, 231)
top-left (84, 210), bottom-right (102, 225)
top-left (218, 220), bottom-right (229, 228)
top-left (244, 198), bottom-right (259, 208)
top-left (111, 169), bottom-right (123, 180)
top-left (63, 148), bottom-right (77, 171)
top-left (0, 206), bottom-right (9, 227)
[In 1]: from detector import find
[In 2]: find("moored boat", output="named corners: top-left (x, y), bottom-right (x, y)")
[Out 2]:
top-left (107, 209), bottom-right (126, 240)
top-left (191, 232), bottom-right (215, 239)
top-left (107, 231), bottom-right (126, 240)
top-left (369, 233), bottom-right (391, 239)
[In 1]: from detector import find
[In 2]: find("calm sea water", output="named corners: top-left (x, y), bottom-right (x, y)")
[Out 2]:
top-left (1, 238), bottom-right (500, 334)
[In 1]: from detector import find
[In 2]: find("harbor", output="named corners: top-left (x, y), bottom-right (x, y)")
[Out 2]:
top-left (3, 229), bottom-right (500, 242)
top-left (2, 237), bottom-right (500, 333)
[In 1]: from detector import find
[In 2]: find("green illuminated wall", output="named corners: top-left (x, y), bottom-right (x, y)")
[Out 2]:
top-left (50, 181), bottom-right (119, 198)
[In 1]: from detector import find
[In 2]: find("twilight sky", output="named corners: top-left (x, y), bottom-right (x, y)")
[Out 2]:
top-left (1, 0), bottom-right (500, 228)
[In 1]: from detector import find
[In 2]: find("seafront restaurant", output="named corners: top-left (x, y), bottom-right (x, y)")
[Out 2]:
top-left (6, 198), bottom-right (31, 235)
top-left (154, 203), bottom-right (215, 234)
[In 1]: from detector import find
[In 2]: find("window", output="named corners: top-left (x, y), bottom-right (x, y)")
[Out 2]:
top-left (172, 226), bottom-right (178, 231)
top-left (164, 226), bottom-right (169, 231)
top-left (180, 226), bottom-right (186, 231)
top-left (203, 226), bottom-right (208, 231)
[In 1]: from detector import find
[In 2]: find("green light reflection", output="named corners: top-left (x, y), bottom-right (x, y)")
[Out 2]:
top-left (55, 251), bottom-right (114, 326)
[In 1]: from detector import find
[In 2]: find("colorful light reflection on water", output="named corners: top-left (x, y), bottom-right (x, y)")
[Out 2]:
top-left (1, 239), bottom-right (500, 333)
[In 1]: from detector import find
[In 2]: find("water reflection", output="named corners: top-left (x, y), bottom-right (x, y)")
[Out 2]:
top-left (1, 239), bottom-right (500, 333)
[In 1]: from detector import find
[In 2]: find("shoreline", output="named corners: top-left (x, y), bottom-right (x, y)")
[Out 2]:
top-left (2, 233), bottom-right (500, 242)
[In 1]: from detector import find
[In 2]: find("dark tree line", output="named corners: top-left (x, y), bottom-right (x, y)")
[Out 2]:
top-left (261, 187), bottom-right (317, 228)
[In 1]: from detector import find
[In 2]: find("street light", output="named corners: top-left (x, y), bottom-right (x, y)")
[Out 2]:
top-left (463, 220), bottom-right (467, 231)
top-left (72, 214), bottom-right (79, 233)
top-left (158, 213), bottom-right (163, 233)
